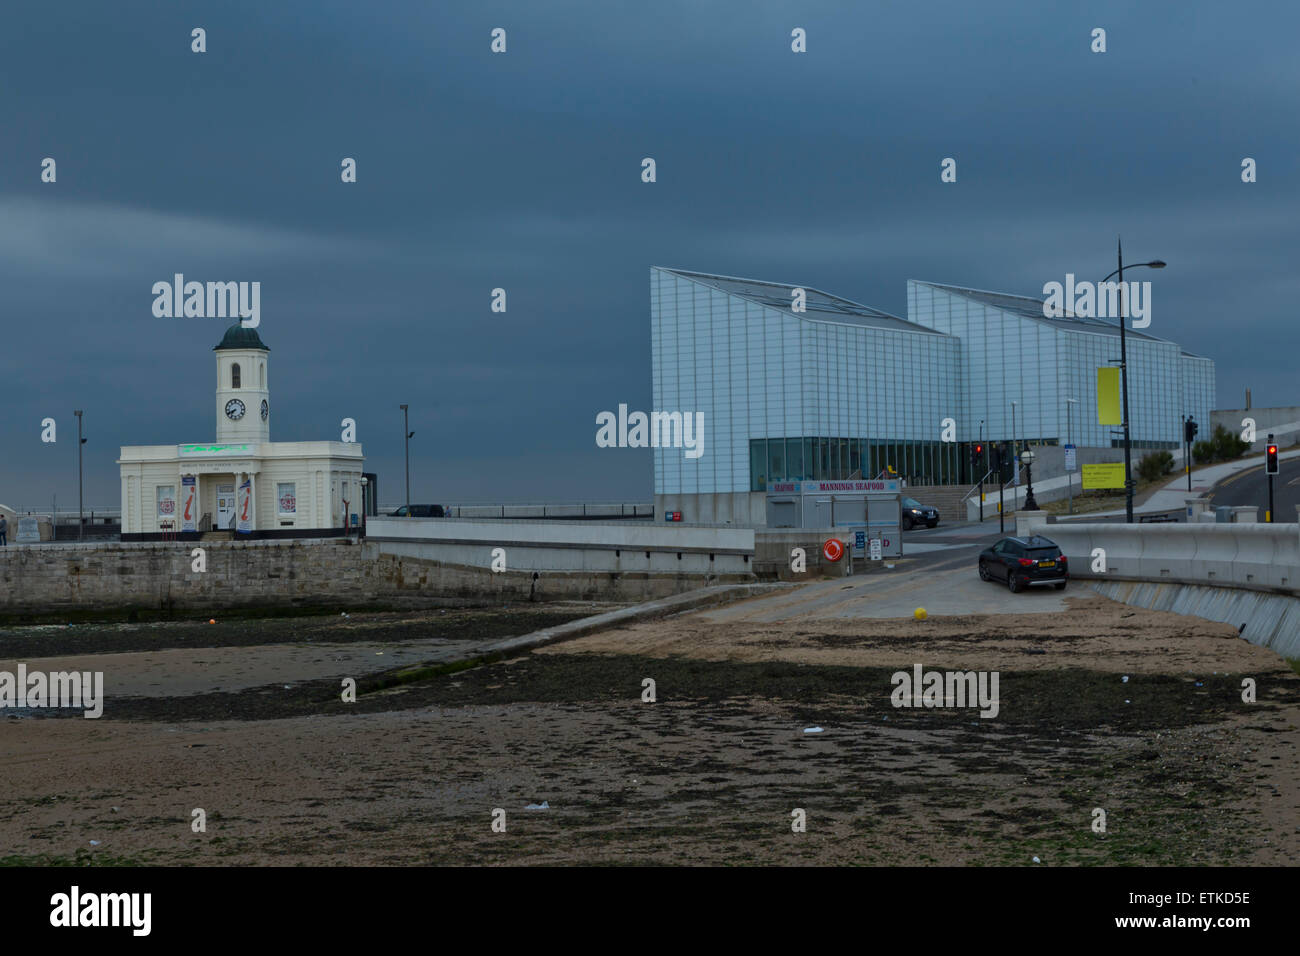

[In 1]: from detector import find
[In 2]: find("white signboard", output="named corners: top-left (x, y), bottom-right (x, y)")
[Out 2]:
top-left (1064, 444), bottom-right (1077, 472)
top-left (16, 517), bottom-right (40, 543)
top-left (869, 537), bottom-right (883, 561)
top-left (768, 479), bottom-right (901, 494)
top-left (236, 477), bottom-right (252, 533)
top-left (181, 476), bottom-right (197, 532)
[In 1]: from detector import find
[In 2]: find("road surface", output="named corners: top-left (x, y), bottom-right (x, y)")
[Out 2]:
top-left (1207, 454), bottom-right (1300, 520)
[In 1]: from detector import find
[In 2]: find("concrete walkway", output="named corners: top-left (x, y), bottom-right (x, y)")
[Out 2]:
top-left (696, 565), bottom-right (1071, 622)
top-left (1081, 446), bottom-right (1300, 519)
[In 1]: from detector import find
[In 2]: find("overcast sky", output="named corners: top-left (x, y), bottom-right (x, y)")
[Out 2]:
top-left (2, 0), bottom-right (1296, 510)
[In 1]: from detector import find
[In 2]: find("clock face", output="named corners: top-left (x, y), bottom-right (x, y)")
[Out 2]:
top-left (225, 399), bottom-right (246, 421)
top-left (260, 399), bottom-right (269, 421)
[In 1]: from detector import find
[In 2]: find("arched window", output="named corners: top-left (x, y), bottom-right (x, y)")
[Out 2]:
top-left (231, 363), bottom-right (241, 388)
top-left (260, 363), bottom-right (265, 388)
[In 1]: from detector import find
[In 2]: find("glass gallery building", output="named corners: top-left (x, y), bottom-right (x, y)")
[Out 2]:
top-left (650, 267), bottom-right (1215, 525)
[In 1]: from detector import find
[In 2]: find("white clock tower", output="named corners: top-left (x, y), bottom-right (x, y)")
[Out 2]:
top-left (214, 323), bottom-right (271, 444)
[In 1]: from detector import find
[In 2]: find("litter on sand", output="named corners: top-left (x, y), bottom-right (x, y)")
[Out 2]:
top-left (1122, 676), bottom-right (1129, 683)
top-left (89, 840), bottom-right (101, 847)
top-left (1032, 855), bottom-right (1041, 864)
top-left (803, 726), bottom-right (824, 734)
top-left (525, 801), bottom-right (550, 810)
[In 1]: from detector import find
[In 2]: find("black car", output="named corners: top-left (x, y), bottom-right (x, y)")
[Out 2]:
top-left (978, 535), bottom-right (1068, 592)
top-left (900, 497), bottom-right (939, 531)
top-left (388, 504), bottom-right (446, 518)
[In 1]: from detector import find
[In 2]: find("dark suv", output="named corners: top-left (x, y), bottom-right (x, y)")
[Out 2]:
top-left (901, 497), bottom-right (939, 530)
top-left (389, 504), bottom-right (446, 518)
top-left (978, 535), bottom-right (1068, 592)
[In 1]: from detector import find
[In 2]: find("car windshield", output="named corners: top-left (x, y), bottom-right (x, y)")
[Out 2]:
top-left (902, 498), bottom-right (922, 508)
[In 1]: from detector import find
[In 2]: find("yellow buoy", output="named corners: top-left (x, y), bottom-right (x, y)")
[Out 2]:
top-left (914, 607), bottom-right (927, 621)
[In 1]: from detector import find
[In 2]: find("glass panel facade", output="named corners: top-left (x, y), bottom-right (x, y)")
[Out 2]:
top-left (750, 438), bottom-right (974, 488)
top-left (651, 269), bottom-right (1214, 499)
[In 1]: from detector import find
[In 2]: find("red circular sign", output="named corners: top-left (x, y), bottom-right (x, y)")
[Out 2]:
top-left (822, 538), bottom-right (844, 562)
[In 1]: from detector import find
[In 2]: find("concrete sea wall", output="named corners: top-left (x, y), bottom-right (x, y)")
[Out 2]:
top-left (0, 520), bottom-right (758, 615)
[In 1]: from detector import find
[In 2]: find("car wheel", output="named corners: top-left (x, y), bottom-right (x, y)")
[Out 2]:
top-left (978, 561), bottom-right (991, 582)
top-left (1008, 573), bottom-right (1024, 593)
top-left (1054, 581), bottom-right (1067, 591)
top-left (901, 515), bottom-right (913, 531)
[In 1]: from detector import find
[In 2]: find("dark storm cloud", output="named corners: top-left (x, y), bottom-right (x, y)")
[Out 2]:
top-left (1, 0), bottom-right (1297, 508)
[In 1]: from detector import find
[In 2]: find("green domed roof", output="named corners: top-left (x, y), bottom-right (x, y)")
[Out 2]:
top-left (213, 323), bottom-right (269, 352)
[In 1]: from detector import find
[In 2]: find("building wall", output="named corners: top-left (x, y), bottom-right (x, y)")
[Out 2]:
top-left (909, 280), bottom-right (1062, 445)
top-left (652, 268), bottom-right (964, 498)
top-left (654, 491), bottom-right (767, 526)
top-left (908, 281), bottom-right (1215, 450)
top-left (118, 453), bottom-right (363, 534)
top-left (1179, 354), bottom-right (1216, 442)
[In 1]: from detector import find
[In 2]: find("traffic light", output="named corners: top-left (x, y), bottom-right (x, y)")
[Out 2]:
top-left (1266, 437), bottom-right (1279, 475)
top-left (990, 443), bottom-right (1003, 470)
top-left (972, 443), bottom-right (983, 467)
top-left (1184, 418), bottom-right (1198, 443)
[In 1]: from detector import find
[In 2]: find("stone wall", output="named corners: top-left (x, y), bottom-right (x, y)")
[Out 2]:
top-left (0, 537), bottom-right (754, 615)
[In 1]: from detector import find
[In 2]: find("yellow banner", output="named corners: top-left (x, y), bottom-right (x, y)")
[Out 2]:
top-left (1082, 462), bottom-right (1126, 490)
top-left (1097, 367), bottom-right (1121, 425)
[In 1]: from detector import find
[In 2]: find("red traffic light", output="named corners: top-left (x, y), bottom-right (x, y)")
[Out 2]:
top-left (1268, 445), bottom-right (1278, 454)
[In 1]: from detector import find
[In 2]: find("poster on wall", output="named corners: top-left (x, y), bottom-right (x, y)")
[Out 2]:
top-left (237, 477), bottom-right (252, 533)
top-left (156, 485), bottom-right (176, 522)
top-left (180, 476), bottom-right (197, 532)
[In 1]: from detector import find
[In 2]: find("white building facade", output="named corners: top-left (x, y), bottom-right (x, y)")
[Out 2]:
top-left (118, 324), bottom-right (365, 539)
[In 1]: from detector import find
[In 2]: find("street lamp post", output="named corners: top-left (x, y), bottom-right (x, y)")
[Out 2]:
top-left (359, 475), bottom-right (369, 539)
top-left (74, 410), bottom-right (84, 541)
top-left (1010, 401), bottom-right (1018, 506)
top-left (1101, 241), bottom-right (1166, 523)
top-left (1022, 448), bottom-right (1039, 511)
top-left (400, 404), bottom-right (412, 512)
top-left (1065, 398), bottom-right (1078, 515)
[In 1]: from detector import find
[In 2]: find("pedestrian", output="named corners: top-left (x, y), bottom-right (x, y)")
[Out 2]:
top-left (0, 513), bottom-right (8, 546)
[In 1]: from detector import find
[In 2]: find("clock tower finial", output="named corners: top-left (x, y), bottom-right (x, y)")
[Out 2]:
top-left (214, 323), bottom-right (270, 443)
